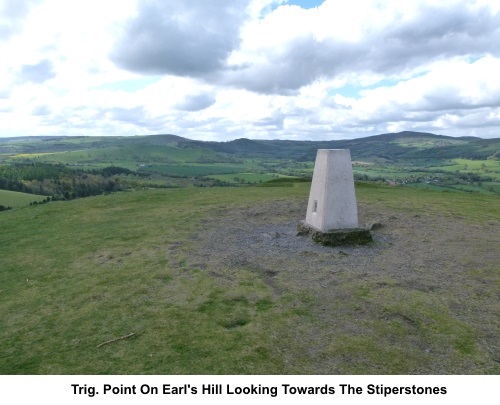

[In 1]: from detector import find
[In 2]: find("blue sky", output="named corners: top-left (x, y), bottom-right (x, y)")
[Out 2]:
top-left (1, 0), bottom-right (500, 140)
top-left (286, 0), bottom-right (324, 9)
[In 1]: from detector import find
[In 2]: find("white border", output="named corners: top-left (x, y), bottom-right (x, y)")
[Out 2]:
top-left (1, 375), bottom-right (498, 405)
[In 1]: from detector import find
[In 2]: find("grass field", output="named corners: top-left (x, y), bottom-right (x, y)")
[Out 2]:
top-left (9, 144), bottom-right (233, 168)
top-left (143, 163), bottom-right (248, 177)
top-left (0, 183), bottom-right (499, 374)
top-left (427, 158), bottom-right (500, 179)
top-left (0, 189), bottom-right (46, 207)
top-left (206, 173), bottom-right (291, 184)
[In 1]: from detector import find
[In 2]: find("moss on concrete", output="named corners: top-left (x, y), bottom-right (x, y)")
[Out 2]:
top-left (297, 221), bottom-right (373, 246)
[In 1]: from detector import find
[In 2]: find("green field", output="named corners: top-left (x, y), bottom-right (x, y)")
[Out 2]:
top-left (206, 173), bottom-right (292, 184)
top-left (1, 183), bottom-right (498, 374)
top-left (427, 158), bottom-right (500, 179)
top-left (0, 189), bottom-right (46, 207)
top-left (8, 144), bottom-right (237, 169)
top-left (143, 163), bottom-right (248, 177)
top-left (2, 133), bottom-right (499, 193)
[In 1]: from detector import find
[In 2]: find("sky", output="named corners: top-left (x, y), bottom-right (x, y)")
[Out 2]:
top-left (1, 0), bottom-right (500, 141)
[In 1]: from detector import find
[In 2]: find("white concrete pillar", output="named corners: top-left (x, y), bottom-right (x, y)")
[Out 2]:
top-left (305, 149), bottom-right (359, 231)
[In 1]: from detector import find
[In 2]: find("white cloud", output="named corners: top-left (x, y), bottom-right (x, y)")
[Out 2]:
top-left (174, 93), bottom-right (217, 112)
top-left (224, 0), bottom-right (500, 94)
top-left (0, 0), bottom-right (499, 139)
top-left (19, 59), bottom-right (55, 83)
top-left (111, 0), bottom-right (252, 76)
top-left (0, 0), bottom-right (42, 39)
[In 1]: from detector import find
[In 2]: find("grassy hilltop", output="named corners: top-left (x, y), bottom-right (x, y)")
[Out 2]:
top-left (1, 182), bottom-right (499, 374)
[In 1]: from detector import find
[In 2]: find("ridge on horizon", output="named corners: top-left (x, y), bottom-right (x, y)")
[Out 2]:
top-left (0, 130), bottom-right (493, 143)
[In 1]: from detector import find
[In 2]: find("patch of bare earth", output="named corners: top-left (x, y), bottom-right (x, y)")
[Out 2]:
top-left (189, 199), bottom-right (500, 374)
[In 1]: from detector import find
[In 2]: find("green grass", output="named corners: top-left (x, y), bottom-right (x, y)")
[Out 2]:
top-left (0, 185), bottom-right (305, 374)
top-left (0, 189), bottom-right (46, 207)
top-left (410, 183), bottom-right (465, 193)
top-left (206, 173), bottom-right (290, 184)
top-left (143, 163), bottom-right (248, 177)
top-left (10, 145), bottom-right (233, 168)
top-left (355, 182), bottom-right (500, 222)
top-left (354, 166), bottom-right (430, 179)
top-left (427, 158), bottom-right (500, 180)
top-left (352, 158), bottom-right (500, 194)
top-left (0, 183), bottom-right (498, 374)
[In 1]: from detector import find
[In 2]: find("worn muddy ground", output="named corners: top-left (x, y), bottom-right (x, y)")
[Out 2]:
top-left (187, 199), bottom-right (500, 374)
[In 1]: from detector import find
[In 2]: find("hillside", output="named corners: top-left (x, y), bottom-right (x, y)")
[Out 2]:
top-left (1, 183), bottom-right (499, 374)
top-left (0, 189), bottom-right (46, 208)
top-left (1, 131), bottom-right (498, 162)
top-left (1, 131), bottom-right (499, 199)
top-left (176, 131), bottom-right (498, 160)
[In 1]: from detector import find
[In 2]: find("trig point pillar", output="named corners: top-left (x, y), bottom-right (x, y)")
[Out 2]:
top-left (298, 149), bottom-right (372, 246)
top-left (306, 149), bottom-right (358, 230)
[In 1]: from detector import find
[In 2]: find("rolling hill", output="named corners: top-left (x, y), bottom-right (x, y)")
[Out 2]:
top-left (177, 131), bottom-right (498, 161)
top-left (1, 131), bottom-right (499, 196)
top-left (1, 131), bottom-right (498, 162)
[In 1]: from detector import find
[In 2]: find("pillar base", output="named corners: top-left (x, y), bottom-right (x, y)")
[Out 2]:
top-left (297, 221), bottom-right (373, 247)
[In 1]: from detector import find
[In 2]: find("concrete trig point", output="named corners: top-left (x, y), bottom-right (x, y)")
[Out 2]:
top-left (298, 149), bottom-right (372, 246)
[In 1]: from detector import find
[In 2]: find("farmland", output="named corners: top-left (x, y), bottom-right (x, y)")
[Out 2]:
top-left (1, 131), bottom-right (499, 198)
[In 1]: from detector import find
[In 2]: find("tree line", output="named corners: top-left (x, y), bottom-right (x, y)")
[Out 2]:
top-left (0, 163), bottom-right (134, 200)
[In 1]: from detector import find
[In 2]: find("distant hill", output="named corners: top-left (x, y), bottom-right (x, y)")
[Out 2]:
top-left (177, 131), bottom-right (499, 161)
top-left (0, 131), bottom-right (498, 162)
top-left (1, 130), bottom-right (499, 195)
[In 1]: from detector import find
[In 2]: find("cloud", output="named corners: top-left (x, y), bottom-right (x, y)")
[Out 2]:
top-left (0, 105), bottom-right (13, 113)
top-left (111, 0), bottom-right (252, 76)
top-left (354, 56), bottom-right (500, 115)
top-left (0, 88), bottom-right (10, 99)
top-left (103, 1), bottom-right (500, 139)
top-left (111, 0), bottom-right (500, 97)
top-left (105, 106), bottom-right (148, 124)
top-left (31, 105), bottom-right (51, 116)
top-left (174, 93), bottom-right (216, 111)
top-left (19, 59), bottom-right (55, 83)
top-left (0, 0), bottom-right (41, 39)
top-left (224, 0), bottom-right (500, 94)
top-left (2, 0), bottom-right (500, 140)
top-left (369, 3), bottom-right (500, 73)
top-left (301, 55), bottom-right (500, 136)
top-left (253, 111), bottom-right (285, 129)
